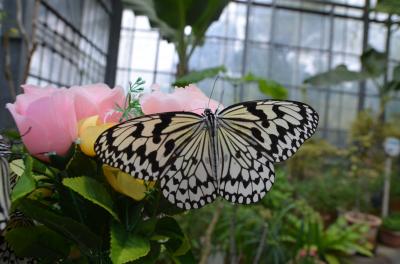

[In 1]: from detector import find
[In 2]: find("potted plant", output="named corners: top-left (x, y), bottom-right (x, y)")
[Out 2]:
top-left (380, 214), bottom-right (400, 247)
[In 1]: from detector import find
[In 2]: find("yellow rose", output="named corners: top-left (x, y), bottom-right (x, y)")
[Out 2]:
top-left (102, 165), bottom-right (155, 201)
top-left (78, 115), bottom-right (115, 156)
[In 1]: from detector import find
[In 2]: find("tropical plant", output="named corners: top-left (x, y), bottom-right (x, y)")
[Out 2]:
top-left (382, 213), bottom-right (400, 232)
top-left (285, 216), bottom-right (373, 264)
top-left (296, 173), bottom-right (356, 216)
top-left (123, 0), bottom-right (230, 77)
top-left (304, 47), bottom-right (400, 119)
top-left (286, 139), bottom-right (343, 180)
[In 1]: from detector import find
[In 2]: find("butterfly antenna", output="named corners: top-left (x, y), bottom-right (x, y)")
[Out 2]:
top-left (207, 75), bottom-right (220, 108)
top-left (216, 85), bottom-right (225, 112)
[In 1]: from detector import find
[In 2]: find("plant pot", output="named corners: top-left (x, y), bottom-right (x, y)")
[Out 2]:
top-left (344, 211), bottom-right (382, 247)
top-left (389, 197), bottom-right (400, 213)
top-left (379, 228), bottom-right (400, 247)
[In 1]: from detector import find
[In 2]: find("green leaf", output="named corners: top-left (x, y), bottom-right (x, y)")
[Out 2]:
top-left (173, 66), bottom-right (226, 87)
top-left (66, 147), bottom-right (98, 179)
top-left (124, 0), bottom-right (229, 43)
top-left (110, 222), bottom-right (150, 264)
top-left (171, 249), bottom-right (196, 264)
top-left (11, 156), bottom-right (36, 202)
top-left (186, 0), bottom-right (229, 39)
top-left (375, 0), bottom-right (400, 15)
top-left (5, 225), bottom-right (70, 260)
top-left (130, 241), bottom-right (161, 264)
top-left (304, 64), bottom-right (367, 86)
top-left (48, 144), bottom-right (75, 170)
top-left (257, 79), bottom-right (288, 99)
top-left (154, 217), bottom-right (190, 256)
top-left (361, 48), bottom-right (387, 77)
top-left (243, 73), bottom-right (288, 99)
top-left (1, 129), bottom-right (20, 140)
top-left (324, 254), bottom-right (340, 264)
top-left (63, 177), bottom-right (119, 221)
top-left (17, 198), bottom-right (102, 253)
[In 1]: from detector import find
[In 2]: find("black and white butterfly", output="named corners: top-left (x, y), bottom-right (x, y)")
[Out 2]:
top-left (95, 100), bottom-right (318, 210)
top-left (0, 135), bottom-right (12, 230)
top-left (0, 135), bottom-right (36, 263)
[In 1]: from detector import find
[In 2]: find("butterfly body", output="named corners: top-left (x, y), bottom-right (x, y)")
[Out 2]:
top-left (95, 100), bottom-right (318, 209)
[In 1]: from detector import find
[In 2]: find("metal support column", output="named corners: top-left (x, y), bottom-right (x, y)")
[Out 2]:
top-left (357, 0), bottom-right (370, 112)
top-left (104, 0), bottom-right (123, 87)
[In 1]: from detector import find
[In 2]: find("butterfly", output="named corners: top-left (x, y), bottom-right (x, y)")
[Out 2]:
top-left (95, 100), bottom-right (319, 210)
top-left (0, 135), bottom-right (36, 263)
top-left (0, 135), bottom-right (12, 230)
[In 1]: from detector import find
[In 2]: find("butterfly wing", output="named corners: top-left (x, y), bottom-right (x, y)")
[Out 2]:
top-left (218, 100), bottom-right (318, 162)
top-left (95, 112), bottom-right (217, 209)
top-left (0, 157), bottom-right (11, 231)
top-left (216, 100), bottom-right (318, 204)
top-left (95, 112), bottom-right (205, 181)
top-left (160, 123), bottom-right (217, 209)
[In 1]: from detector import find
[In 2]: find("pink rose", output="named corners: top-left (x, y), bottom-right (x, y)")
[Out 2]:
top-left (6, 84), bottom-right (125, 161)
top-left (70, 83), bottom-right (125, 123)
top-left (140, 84), bottom-right (222, 115)
top-left (6, 85), bottom-right (77, 160)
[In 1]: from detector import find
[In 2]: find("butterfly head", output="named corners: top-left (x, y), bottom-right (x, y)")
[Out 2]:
top-left (203, 108), bottom-right (214, 117)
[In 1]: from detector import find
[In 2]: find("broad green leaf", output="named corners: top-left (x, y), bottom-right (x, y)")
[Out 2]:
top-left (361, 48), bottom-right (387, 77)
top-left (304, 64), bottom-right (366, 86)
top-left (11, 156), bottom-right (36, 202)
top-left (5, 225), bottom-right (70, 260)
top-left (375, 0), bottom-right (400, 15)
top-left (63, 176), bottom-right (119, 221)
top-left (66, 147), bottom-right (99, 179)
top-left (186, 0), bottom-right (229, 39)
top-left (124, 0), bottom-right (229, 43)
top-left (130, 241), bottom-right (161, 264)
top-left (17, 198), bottom-right (102, 253)
top-left (173, 66), bottom-right (226, 87)
top-left (1, 129), bottom-right (20, 140)
top-left (257, 79), bottom-right (288, 99)
top-left (154, 217), bottom-right (190, 256)
top-left (392, 64), bottom-right (400, 81)
top-left (324, 254), bottom-right (340, 264)
top-left (243, 73), bottom-right (288, 99)
top-left (32, 158), bottom-right (55, 177)
top-left (171, 249), bottom-right (196, 264)
top-left (110, 222), bottom-right (150, 264)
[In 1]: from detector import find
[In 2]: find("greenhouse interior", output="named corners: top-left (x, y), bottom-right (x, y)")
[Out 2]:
top-left (1, 0), bottom-right (400, 263)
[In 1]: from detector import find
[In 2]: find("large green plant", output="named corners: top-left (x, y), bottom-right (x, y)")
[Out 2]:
top-left (175, 70), bottom-right (289, 100)
top-left (285, 216), bottom-right (372, 264)
top-left (123, 0), bottom-right (229, 77)
top-left (304, 48), bottom-right (400, 118)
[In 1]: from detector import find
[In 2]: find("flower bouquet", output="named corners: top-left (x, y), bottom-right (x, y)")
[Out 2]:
top-left (1, 79), bottom-right (214, 263)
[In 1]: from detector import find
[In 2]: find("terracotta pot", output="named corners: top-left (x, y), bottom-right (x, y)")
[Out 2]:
top-left (379, 228), bottom-right (400, 247)
top-left (344, 211), bottom-right (382, 247)
top-left (389, 197), bottom-right (400, 213)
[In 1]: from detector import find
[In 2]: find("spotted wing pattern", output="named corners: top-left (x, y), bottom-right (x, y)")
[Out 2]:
top-left (0, 157), bottom-right (12, 231)
top-left (215, 100), bottom-right (318, 204)
top-left (218, 100), bottom-right (319, 162)
top-left (95, 100), bottom-right (318, 210)
top-left (216, 124), bottom-right (275, 204)
top-left (160, 123), bottom-right (217, 209)
top-left (95, 112), bottom-right (205, 181)
top-left (0, 135), bottom-right (11, 231)
top-left (95, 112), bottom-right (217, 209)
